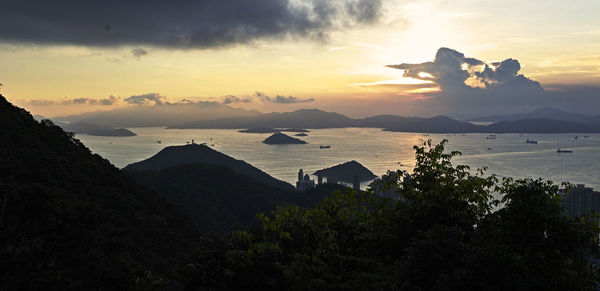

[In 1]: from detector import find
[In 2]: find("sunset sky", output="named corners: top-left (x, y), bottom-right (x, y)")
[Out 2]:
top-left (1, 0), bottom-right (599, 118)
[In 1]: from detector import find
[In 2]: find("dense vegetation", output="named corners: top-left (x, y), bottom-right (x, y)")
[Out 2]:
top-left (0, 95), bottom-right (200, 290)
top-left (127, 164), bottom-right (343, 232)
top-left (178, 140), bottom-right (600, 290)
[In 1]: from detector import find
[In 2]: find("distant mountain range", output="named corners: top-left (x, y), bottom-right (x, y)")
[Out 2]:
top-left (469, 106), bottom-right (600, 127)
top-left (55, 101), bottom-right (261, 127)
top-left (169, 108), bottom-right (353, 129)
top-left (52, 102), bottom-right (600, 133)
top-left (169, 108), bottom-right (600, 133)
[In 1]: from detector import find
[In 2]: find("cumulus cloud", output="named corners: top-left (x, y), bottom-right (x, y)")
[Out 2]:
top-left (387, 47), bottom-right (546, 116)
top-left (0, 0), bottom-right (384, 48)
top-left (130, 48), bottom-right (148, 59)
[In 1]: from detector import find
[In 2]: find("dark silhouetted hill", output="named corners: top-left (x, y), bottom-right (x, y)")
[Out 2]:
top-left (123, 144), bottom-right (295, 191)
top-left (127, 164), bottom-right (344, 232)
top-left (263, 132), bottom-right (307, 144)
top-left (60, 122), bottom-right (137, 136)
top-left (0, 95), bottom-right (199, 290)
top-left (313, 160), bottom-right (377, 183)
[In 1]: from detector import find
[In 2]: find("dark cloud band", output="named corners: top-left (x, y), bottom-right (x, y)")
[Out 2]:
top-left (0, 0), bottom-right (382, 48)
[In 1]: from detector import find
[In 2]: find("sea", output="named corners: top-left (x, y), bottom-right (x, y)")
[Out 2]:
top-left (76, 127), bottom-right (600, 191)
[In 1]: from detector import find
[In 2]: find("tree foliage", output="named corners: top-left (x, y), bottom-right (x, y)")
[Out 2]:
top-left (180, 139), bottom-right (600, 290)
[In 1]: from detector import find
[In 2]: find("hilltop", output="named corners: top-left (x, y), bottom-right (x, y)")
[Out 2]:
top-left (313, 160), bottom-right (377, 183)
top-left (123, 143), bottom-right (295, 191)
top-left (169, 108), bottom-right (353, 129)
top-left (263, 132), bottom-right (307, 144)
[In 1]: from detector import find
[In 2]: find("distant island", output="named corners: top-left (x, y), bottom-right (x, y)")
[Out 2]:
top-left (313, 160), bottom-right (377, 183)
top-left (263, 132), bottom-right (307, 144)
top-left (239, 127), bottom-right (281, 133)
top-left (60, 122), bottom-right (137, 137)
top-left (295, 133), bottom-right (308, 136)
top-left (282, 128), bottom-right (310, 132)
top-left (239, 127), bottom-right (311, 133)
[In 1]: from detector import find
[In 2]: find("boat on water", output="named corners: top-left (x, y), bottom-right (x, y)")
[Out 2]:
top-left (487, 147), bottom-right (493, 151)
top-left (486, 134), bottom-right (497, 140)
top-left (526, 139), bottom-right (538, 144)
top-left (557, 148), bottom-right (573, 153)
top-left (156, 140), bottom-right (162, 144)
top-left (320, 145), bottom-right (331, 149)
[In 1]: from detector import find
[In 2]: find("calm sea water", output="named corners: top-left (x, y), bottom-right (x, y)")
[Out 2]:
top-left (76, 128), bottom-right (600, 190)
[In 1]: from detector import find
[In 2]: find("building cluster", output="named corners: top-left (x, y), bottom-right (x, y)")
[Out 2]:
top-left (296, 169), bottom-right (362, 192)
top-left (561, 184), bottom-right (600, 217)
top-left (296, 169), bottom-right (316, 191)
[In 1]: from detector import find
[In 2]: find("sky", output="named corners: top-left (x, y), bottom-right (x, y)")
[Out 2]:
top-left (0, 0), bottom-right (599, 119)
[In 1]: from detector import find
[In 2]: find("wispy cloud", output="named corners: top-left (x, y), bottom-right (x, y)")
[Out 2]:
top-left (130, 48), bottom-right (148, 60)
top-left (222, 95), bottom-right (252, 104)
top-left (25, 96), bottom-right (121, 106)
top-left (255, 91), bottom-right (315, 104)
top-left (221, 91), bottom-right (315, 104)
